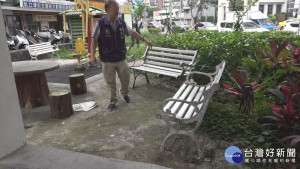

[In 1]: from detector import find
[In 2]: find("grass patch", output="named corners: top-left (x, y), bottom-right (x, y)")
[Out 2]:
top-left (56, 48), bottom-right (72, 59)
top-left (126, 43), bottom-right (147, 60)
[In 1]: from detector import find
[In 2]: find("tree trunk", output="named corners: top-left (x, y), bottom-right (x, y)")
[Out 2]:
top-left (69, 73), bottom-right (87, 95)
top-left (49, 91), bottom-right (73, 118)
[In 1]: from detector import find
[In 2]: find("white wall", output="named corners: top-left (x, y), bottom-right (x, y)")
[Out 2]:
top-left (0, 5), bottom-right (26, 159)
top-left (217, 0), bottom-right (287, 22)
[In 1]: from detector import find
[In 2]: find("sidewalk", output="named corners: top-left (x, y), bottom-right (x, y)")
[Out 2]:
top-left (45, 58), bottom-right (102, 84)
top-left (1, 60), bottom-right (234, 169)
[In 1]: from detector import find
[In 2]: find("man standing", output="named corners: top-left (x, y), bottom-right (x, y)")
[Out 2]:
top-left (90, 0), bottom-right (152, 111)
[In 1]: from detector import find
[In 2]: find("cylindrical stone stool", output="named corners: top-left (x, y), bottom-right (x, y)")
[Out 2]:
top-left (49, 91), bottom-right (73, 118)
top-left (69, 73), bottom-right (87, 95)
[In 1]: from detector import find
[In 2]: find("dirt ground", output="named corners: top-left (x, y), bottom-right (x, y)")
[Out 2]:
top-left (22, 71), bottom-right (245, 169)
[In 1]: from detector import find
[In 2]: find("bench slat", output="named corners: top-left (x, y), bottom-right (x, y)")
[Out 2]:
top-left (170, 85), bottom-right (194, 114)
top-left (176, 86), bottom-right (200, 119)
top-left (147, 51), bottom-right (194, 61)
top-left (29, 50), bottom-right (55, 55)
top-left (163, 84), bottom-right (188, 111)
top-left (142, 64), bottom-right (182, 73)
top-left (183, 86), bottom-right (205, 119)
top-left (151, 46), bottom-right (197, 55)
top-left (145, 60), bottom-right (182, 70)
top-left (27, 42), bottom-right (51, 47)
top-left (147, 56), bottom-right (192, 65)
top-left (132, 66), bottom-right (180, 77)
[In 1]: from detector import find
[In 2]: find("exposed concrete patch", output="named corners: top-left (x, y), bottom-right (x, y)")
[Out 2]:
top-left (22, 72), bottom-right (245, 169)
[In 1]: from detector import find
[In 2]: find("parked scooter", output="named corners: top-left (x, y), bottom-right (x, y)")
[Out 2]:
top-left (24, 30), bottom-right (38, 45)
top-left (9, 30), bottom-right (29, 50)
top-left (34, 29), bottom-right (61, 45)
top-left (6, 32), bottom-right (15, 50)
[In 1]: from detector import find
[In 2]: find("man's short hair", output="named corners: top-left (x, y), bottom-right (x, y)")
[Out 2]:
top-left (105, 0), bottom-right (115, 11)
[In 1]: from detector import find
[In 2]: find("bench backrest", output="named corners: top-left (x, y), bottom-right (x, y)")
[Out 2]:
top-left (163, 61), bottom-right (226, 121)
top-left (143, 46), bottom-right (197, 70)
top-left (27, 42), bottom-right (54, 55)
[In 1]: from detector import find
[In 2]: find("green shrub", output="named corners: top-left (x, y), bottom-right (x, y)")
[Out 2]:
top-left (268, 14), bottom-right (277, 23)
top-left (148, 28), bottom-right (161, 36)
top-left (152, 31), bottom-right (300, 81)
top-left (172, 26), bottom-right (181, 33)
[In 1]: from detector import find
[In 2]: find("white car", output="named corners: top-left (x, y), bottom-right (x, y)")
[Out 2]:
top-left (196, 22), bottom-right (218, 30)
top-left (282, 21), bottom-right (300, 35)
top-left (217, 20), bottom-right (269, 32)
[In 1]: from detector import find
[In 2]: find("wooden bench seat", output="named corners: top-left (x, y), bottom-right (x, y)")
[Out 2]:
top-left (26, 42), bottom-right (60, 60)
top-left (130, 46), bottom-right (197, 88)
top-left (156, 61), bottom-right (226, 157)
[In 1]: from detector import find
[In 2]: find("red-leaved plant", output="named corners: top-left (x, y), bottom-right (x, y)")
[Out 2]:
top-left (261, 81), bottom-right (300, 147)
top-left (222, 69), bottom-right (263, 115)
top-left (258, 39), bottom-right (289, 70)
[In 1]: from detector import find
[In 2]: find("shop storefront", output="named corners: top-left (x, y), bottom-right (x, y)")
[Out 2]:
top-left (2, 0), bottom-right (73, 35)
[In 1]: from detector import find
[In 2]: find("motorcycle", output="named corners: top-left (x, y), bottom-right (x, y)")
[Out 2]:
top-left (24, 30), bottom-right (38, 45)
top-left (6, 32), bottom-right (15, 50)
top-left (8, 30), bottom-right (29, 50)
top-left (35, 29), bottom-right (61, 45)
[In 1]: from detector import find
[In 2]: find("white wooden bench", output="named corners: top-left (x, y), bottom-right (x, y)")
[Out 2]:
top-left (130, 46), bottom-right (198, 88)
top-left (26, 42), bottom-right (60, 60)
top-left (156, 61), bottom-right (226, 157)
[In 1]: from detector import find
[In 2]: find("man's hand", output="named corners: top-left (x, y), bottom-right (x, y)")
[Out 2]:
top-left (144, 39), bottom-right (153, 49)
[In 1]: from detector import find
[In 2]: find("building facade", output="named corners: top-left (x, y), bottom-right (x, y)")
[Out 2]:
top-left (217, 0), bottom-right (300, 22)
top-left (1, 0), bottom-right (74, 35)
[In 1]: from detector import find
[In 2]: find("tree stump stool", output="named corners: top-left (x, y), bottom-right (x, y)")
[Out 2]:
top-left (69, 73), bottom-right (87, 95)
top-left (49, 91), bottom-right (73, 118)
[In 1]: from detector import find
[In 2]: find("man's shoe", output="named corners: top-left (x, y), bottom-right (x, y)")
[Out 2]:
top-left (123, 96), bottom-right (130, 103)
top-left (108, 104), bottom-right (116, 111)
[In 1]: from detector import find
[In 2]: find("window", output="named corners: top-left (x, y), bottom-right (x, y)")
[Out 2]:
top-left (220, 22), bottom-right (226, 28)
top-left (252, 19), bottom-right (259, 24)
top-left (276, 4), bottom-right (281, 13)
top-left (229, 0), bottom-right (244, 11)
top-left (226, 22), bottom-right (234, 28)
top-left (259, 5), bottom-right (264, 13)
top-left (268, 5), bottom-right (273, 15)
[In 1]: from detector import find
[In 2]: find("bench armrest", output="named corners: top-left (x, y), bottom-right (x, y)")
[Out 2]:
top-left (184, 71), bottom-right (214, 86)
top-left (127, 55), bottom-right (136, 67)
top-left (52, 44), bottom-right (59, 51)
top-left (179, 62), bottom-right (195, 76)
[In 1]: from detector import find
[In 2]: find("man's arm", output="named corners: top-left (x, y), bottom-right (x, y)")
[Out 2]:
top-left (131, 31), bottom-right (152, 48)
top-left (90, 38), bottom-right (97, 65)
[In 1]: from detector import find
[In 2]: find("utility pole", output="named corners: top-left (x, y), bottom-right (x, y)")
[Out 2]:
top-left (169, 0), bottom-right (173, 28)
top-left (180, 0), bottom-right (182, 21)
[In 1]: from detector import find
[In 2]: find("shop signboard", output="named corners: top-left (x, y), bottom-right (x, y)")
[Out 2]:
top-left (122, 6), bottom-right (132, 14)
top-left (33, 14), bottom-right (57, 22)
top-left (21, 0), bottom-right (74, 11)
top-left (89, 1), bottom-right (105, 11)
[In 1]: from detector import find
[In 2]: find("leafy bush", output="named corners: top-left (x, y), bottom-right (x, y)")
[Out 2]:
top-left (148, 28), bottom-right (161, 36)
top-left (152, 31), bottom-right (300, 81)
top-left (172, 26), bottom-right (181, 33)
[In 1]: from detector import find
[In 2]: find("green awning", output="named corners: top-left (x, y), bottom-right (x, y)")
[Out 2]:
top-left (60, 6), bottom-right (106, 16)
